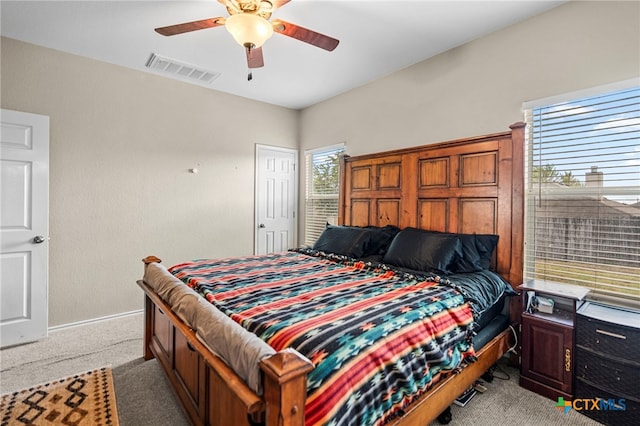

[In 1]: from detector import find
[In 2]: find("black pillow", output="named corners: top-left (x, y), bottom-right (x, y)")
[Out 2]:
top-left (366, 225), bottom-right (401, 256)
top-left (312, 224), bottom-right (400, 258)
top-left (382, 228), bottom-right (463, 274)
top-left (451, 233), bottom-right (499, 272)
top-left (394, 228), bottom-right (499, 272)
top-left (470, 234), bottom-right (499, 270)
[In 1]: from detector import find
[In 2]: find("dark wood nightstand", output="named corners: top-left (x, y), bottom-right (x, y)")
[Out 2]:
top-left (518, 280), bottom-right (590, 401)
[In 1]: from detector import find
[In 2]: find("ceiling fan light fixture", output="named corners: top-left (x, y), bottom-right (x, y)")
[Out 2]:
top-left (225, 13), bottom-right (273, 49)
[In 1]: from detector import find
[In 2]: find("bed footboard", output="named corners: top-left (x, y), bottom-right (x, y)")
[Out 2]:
top-left (138, 256), bottom-right (313, 426)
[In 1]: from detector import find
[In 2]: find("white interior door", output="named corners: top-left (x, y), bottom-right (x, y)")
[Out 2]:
top-left (1, 109), bottom-right (49, 348)
top-left (255, 145), bottom-right (297, 254)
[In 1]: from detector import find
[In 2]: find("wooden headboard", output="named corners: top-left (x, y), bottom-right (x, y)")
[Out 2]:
top-left (338, 123), bottom-right (525, 288)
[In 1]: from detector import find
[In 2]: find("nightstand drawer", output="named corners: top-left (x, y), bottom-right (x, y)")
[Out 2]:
top-left (576, 303), bottom-right (640, 359)
top-left (575, 347), bottom-right (640, 399)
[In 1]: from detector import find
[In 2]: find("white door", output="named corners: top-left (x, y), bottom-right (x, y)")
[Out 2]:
top-left (255, 145), bottom-right (297, 254)
top-left (1, 109), bottom-right (49, 348)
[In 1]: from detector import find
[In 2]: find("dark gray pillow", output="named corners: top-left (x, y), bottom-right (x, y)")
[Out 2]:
top-left (469, 234), bottom-right (499, 270)
top-left (366, 225), bottom-right (401, 256)
top-left (382, 228), bottom-right (463, 274)
top-left (312, 224), bottom-right (400, 258)
top-left (391, 228), bottom-right (499, 273)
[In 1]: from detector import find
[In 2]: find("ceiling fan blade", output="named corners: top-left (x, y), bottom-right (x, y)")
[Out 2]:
top-left (246, 46), bottom-right (265, 68)
top-left (155, 17), bottom-right (225, 36)
top-left (271, 19), bottom-right (339, 51)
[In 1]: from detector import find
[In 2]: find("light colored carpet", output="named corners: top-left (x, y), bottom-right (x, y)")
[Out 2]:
top-left (0, 312), bottom-right (602, 425)
top-left (0, 313), bottom-right (142, 394)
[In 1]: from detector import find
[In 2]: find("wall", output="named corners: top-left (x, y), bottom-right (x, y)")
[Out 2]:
top-left (298, 0), bottom-right (639, 243)
top-left (1, 37), bottom-right (299, 326)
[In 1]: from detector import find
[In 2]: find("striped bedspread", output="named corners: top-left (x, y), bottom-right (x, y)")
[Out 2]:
top-left (169, 250), bottom-right (476, 426)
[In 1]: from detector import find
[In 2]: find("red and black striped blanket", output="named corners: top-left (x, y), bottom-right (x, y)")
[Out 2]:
top-left (169, 249), bottom-right (476, 426)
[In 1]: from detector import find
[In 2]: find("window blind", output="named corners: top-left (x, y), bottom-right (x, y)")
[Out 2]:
top-left (304, 144), bottom-right (345, 247)
top-left (524, 85), bottom-right (640, 299)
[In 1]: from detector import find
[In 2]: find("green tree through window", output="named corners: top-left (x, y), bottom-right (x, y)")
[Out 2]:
top-left (305, 145), bottom-right (344, 246)
top-left (312, 153), bottom-right (340, 195)
top-left (532, 164), bottom-right (582, 187)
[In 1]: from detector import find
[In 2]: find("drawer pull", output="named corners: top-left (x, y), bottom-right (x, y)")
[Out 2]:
top-left (595, 329), bottom-right (627, 340)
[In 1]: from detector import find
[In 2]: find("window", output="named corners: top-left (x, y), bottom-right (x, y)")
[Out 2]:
top-left (304, 144), bottom-right (345, 247)
top-left (523, 83), bottom-right (640, 299)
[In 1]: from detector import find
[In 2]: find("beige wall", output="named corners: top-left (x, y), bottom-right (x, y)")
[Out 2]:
top-left (2, 1), bottom-right (638, 327)
top-left (1, 37), bottom-right (299, 326)
top-left (300, 0), bottom-right (639, 155)
top-left (298, 0), bottom-right (639, 243)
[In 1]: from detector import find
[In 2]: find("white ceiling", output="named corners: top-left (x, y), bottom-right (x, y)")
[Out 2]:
top-left (1, 0), bottom-right (566, 110)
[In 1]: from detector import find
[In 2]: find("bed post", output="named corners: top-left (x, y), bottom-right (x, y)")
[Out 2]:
top-left (508, 122), bottom-right (526, 365)
top-left (508, 121), bottom-right (525, 288)
top-left (141, 256), bottom-right (162, 360)
top-left (260, 351), bottom-right (314, 426)
top-left (142, 294), bottom-right (154, 360)
top-left (338, 154), bottom-right (349, 226)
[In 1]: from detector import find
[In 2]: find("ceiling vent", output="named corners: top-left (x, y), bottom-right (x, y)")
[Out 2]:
top-left (145, 53), bottom-right (220, 84)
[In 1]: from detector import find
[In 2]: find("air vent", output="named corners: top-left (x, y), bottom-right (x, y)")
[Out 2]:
top-left (145, 53), bottom-right (220, 84)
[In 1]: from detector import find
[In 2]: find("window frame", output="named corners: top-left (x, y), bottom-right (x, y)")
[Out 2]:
top-left (522, 79), bottom-right (640, 301)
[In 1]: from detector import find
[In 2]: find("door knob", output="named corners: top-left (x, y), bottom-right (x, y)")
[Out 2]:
top-left (258, 224), bottom-right (266, 228)
top-left (32, 236), bottom-right (46, 244)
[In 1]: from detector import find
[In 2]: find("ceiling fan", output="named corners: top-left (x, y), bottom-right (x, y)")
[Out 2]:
top-left (154, 0), bottom-right (339, 72)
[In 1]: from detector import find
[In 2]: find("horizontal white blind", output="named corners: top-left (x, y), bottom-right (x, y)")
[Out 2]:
top-left (304, 145), bottom-right (345, 247)
top-left (524, 86), bottom-right (640, 299)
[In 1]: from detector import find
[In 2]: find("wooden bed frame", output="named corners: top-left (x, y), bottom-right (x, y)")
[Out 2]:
top-left (138, 122), bottom-right (525, 426)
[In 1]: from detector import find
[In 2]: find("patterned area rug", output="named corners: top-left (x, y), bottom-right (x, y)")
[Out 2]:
top-left (0, 366), bottom-right (118, 426)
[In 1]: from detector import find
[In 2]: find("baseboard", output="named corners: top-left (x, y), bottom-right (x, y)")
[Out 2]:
top-left (48, 309), bottom-right (143, 332)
